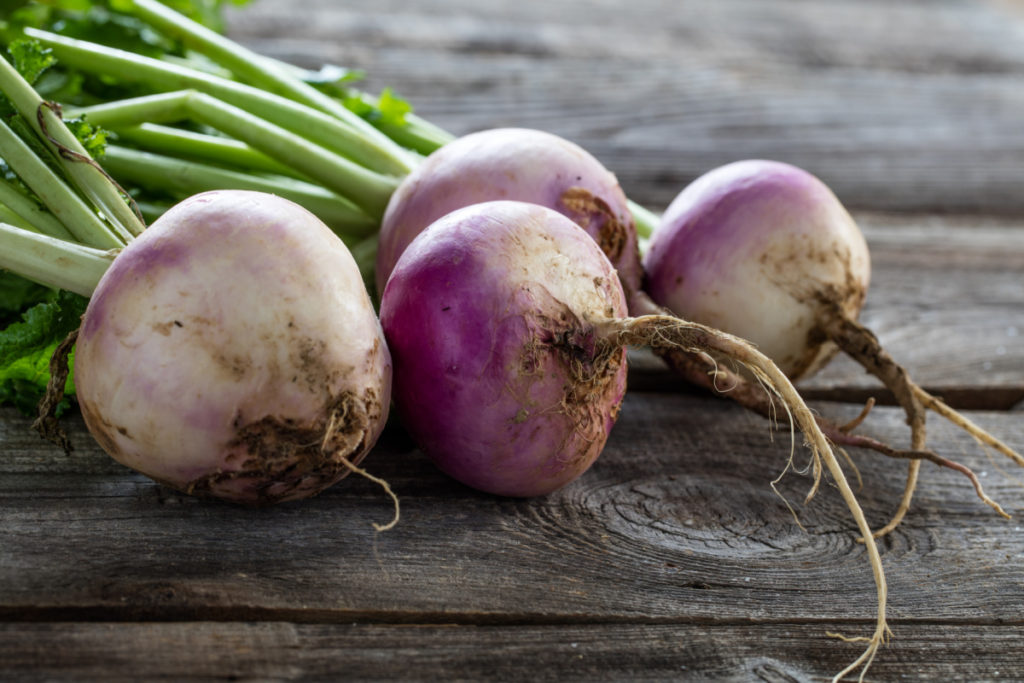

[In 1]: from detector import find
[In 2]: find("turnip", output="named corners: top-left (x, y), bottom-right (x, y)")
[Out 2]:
top-left (375, 127), bottom-right (645, 309)
top-left (379, 200), bottom-right (889, 680)
top-left (73, 190), bottom-right (393, 504)
top-left (0, 53), bottom-right (396, 511)
top-left (643, 159), bottom-right (1023, 535)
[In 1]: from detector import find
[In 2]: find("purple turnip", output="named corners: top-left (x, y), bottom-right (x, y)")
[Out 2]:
top-left (375, 127), bottom-right (645, 309)
top-left (378, 200), bottom-right (889, 678)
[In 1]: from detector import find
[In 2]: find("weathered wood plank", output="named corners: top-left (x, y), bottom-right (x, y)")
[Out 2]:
top-left (1, 621), bottom-right (1022, 682)
top-left (226, 0), bottom-right (1024, 212)
top-left (3, 395), bottom-right (1022, 626)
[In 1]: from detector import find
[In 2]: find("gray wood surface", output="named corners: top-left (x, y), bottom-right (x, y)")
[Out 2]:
top-left (225, 0), bottom-right (1024, 213)
top-left (4, 0), bottom-right (1024, 680)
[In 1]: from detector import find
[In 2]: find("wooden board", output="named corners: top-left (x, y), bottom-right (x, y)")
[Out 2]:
top-left (3, 392), bottom-right (1024, 680)
top-left (225, 0), bottom-right (1024, 212)
top-left (3, 622), bottom-right (1024, 681)
top-left (5, 0), bottom-right (1024, 680)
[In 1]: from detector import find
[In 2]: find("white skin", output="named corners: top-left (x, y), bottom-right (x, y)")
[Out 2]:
top-left (75, 191), bottom-right (391, 503)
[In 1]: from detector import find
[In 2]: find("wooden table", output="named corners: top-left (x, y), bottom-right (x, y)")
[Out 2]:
top-left (4, 0), bottom-right (1024, 679)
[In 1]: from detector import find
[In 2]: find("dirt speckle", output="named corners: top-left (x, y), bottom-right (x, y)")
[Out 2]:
top-left (559, 187), bottom-right (628, 263)
top-left (187, 389), bottom-right (382, 505)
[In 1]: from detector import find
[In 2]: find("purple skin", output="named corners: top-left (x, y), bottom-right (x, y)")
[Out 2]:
top-left (379, 201), bottom-right (628, 497)
top-left (74, 190), bottom-right (392, 504)
top-left (375, 128), bottom-right (645, 309)
top-left (643, 160), bottom-right (871, 380)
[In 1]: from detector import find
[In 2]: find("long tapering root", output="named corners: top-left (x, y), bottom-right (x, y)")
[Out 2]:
top-left (655, 346), bottom-right (1004, 522)
top-left (604, 314), bottom-right (889, 681)
top-left (338, 455), bottom-right (401, 532)
top-left (836, 429), bottom-right (1009, 528)
top-left (822, 309), bottom-right (930, 539)
top-left (323, 406), bottom-right (401, 532)
top-left (823, 307), bottom-right (1022, 534)
top-left (912, 385), bottom-right (1024, 467)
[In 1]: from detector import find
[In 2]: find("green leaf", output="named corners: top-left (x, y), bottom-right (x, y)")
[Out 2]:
top-left (0, 271), bottom-right (53, 325)
top-left (376, 88), bottom-right (412, 126)
top-left (0, 288), bottom-right (87, 415)
top-left (342, 88), bottom-right (414, 128)
top-left (7, 38), bottom-right (56, 84)
top-left (342, 93), bottom-right (374, 119)
top-left (63, 115), bottom-right (107, 158)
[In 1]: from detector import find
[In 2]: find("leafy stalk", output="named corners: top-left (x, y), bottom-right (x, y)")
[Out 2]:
top-left (26, 27), bottom-right (415, 177)
top-left (0, 177), bottom-right (76, 240)
top-left (125, 0), bottom-right (415, 161)
top-left (72, 90), bottom-right (399, 216)
top-left (268, 57), bottom-right (454, 155)
top-left (0, 222), bottom-right (114, 297)
top-left (100, 145), bottom-right (376, 240)
top-left (0, 116), bottom-right (123, 247)
top-left (0, 50), bottom-right (144, 240)
top-left (113, 123), bottom-right (304, 178)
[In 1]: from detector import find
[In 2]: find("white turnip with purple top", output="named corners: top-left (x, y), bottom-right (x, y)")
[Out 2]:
top-left (74, 191), bottom-right (392, 504)
top-left (643, 159), bottom-right (1023, 536)
top-left (645, 160), bottom-right (871, 381)
top-left (375, 128), bottom-right (646, 309)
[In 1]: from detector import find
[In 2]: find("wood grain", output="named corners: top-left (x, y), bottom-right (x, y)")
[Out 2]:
top-left (3, 394), bottom-right (1023, 623)
top-left (3, 392), bottom-right (1024, 678)
top-left (2, 622), bottom-right (1023, 682)
top-left (227, 0), bottom-right (1024, 212)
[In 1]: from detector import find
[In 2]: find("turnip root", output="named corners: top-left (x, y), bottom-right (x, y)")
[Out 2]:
top-left (643, 160), bottom-right (1023, 536)
top-left (380, 200), bottom-right (628, 497)
top-left (71, 190), bottom-right (393, 504)
top-left (375, 127), bottom-right (644, 308)
top-left (379, 200), bottom-right (889, 679)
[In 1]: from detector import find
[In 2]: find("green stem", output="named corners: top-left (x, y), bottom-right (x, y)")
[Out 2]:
top-left (0, 53), bottom-right (143, 241)
top-left (101, 145), bottom-right (377, 240)
top-left (127, 0), bottom-right (414, 164)
top-left (0, 203), bottom-right (34, 232)
top-left (74, 91), bottom-right (399, 217)
top-left (628, 199), bottom-right (660, 240)
top-left (26, 28), bottom-right (414, 178)
top-left (0, 178), bottom-right (76, 240)
top-left (371, 116), bottom-right (451, 157)
top-left (0, 222), bottom-right (114, 297)
top-left (0, 117), bottom-right (122, 248)
top-left (113, 123), bottom-right (305, 179)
